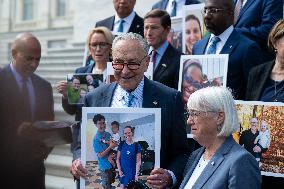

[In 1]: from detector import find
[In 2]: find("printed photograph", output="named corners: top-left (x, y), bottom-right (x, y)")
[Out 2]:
top-left (66, 73), bottom-right (103, 104)
top-left (168, 16), bottom-right (183, 52)
top-left (235, 100), bottom-right (284, 178)
top-left (179, 54), bottom-right (228, 136)
top-left (80, 107), bottom-right (161, 189)
top-left (182, 3), bottom-right (205, 54)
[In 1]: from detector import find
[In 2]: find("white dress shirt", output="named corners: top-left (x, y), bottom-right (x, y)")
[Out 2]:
top-left (113, 11), bottom-right (136, 33)
top-left (205, 25), bottom-right (234, 54)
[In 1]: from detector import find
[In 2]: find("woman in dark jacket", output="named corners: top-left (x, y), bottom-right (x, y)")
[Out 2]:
top-left (246, 19), bottom-right (284, 102)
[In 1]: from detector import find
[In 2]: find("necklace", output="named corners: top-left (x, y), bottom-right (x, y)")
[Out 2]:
top-left (274, 80), bottom-right (284, 102)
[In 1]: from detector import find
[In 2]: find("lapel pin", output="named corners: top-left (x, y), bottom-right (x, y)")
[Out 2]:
top-left (137, 25), bottom-right (140, 28)
top-left (229, 45), bottom-right (232, 48)
top-left (162, 64), bottom-right (167, 68)
top-left (211, 161), bottom-right (215, 165)
top-left (153, 101), bottom-right (158, 106)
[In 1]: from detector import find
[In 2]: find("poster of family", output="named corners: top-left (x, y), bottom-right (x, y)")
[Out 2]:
top-left (80, 107), bottom-right (161, 189)
top-left (235, 100), bottom-right (284, 178)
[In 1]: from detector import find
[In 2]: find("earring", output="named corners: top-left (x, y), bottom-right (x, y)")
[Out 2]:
top-left (274, 49), bottom-right (278, 53)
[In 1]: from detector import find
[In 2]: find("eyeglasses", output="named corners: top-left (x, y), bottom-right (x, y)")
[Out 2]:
top-left (112, 55), bottom-right (148, 71)
top-left (89, 42), bottom-right (110, 50)
top-left (185, 110), bottom-right (217, 119)
top-left (203, 7), bottom-right (225, 15)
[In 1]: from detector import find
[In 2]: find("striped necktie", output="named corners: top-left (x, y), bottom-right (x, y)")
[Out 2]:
top-left (206, 36), bottom-right (221, 54)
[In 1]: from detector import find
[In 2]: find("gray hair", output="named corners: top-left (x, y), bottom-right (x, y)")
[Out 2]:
top-left (187, 86), bottom-right (239, 137)
top-left (112, 32), bottom-right (149, 54)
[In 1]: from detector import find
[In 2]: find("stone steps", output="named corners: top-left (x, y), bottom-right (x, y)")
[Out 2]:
top-left (42, 43), bottom-right (85, 189)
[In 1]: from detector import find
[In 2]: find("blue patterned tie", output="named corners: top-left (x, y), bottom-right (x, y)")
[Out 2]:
top-left (117, 19), bottom-right (125, 32)
top-left (125, 92), bottom-right (134, 107)
top-left (171, 0), bottom-right (177, 17)
top-left (206, 36), bottom-right (221, 54)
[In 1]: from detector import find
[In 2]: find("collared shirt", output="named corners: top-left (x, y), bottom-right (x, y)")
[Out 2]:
top-left (113, 11), bottom-right (136, 33)
top-left (148, 41), bottom-right (169, 70)
top-left (205, 25), bottom-right (234, 54)
top-left (93, 131), bottom-right (112, 171)
top-left (166, 0), bottom-right (186, 17)
top-left (111, 78), bottom-right (144, 108)
top-left (10, 63), bottom-right (36, 120)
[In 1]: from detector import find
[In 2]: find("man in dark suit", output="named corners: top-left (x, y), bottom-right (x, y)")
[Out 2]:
top-left (152, 0), bottom-right (200, 17)
top-left (234, 0), bottom-right (283, 62)
top-left (71, 32), bottom-right (188, 188)
top-left (192, 0), bottom-right (262, 100)
top-left (0, 33), bottom-right (54, 189)
top-left (95, 0), bottom-right (144, 37)
top-left (144, 9), bottom-right (182, 89)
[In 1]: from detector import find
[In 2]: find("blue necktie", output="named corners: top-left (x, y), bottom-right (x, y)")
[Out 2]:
top-left (117, 19), bottom-right (125, 32)
top-left (151, 50), bottom-right (157, 70)
top-left (125, 92), bottom-right (134, 107)
top-left (171, 0), bottom-right (177, 17)
top-left (206, 36), bottom-right (221, 54)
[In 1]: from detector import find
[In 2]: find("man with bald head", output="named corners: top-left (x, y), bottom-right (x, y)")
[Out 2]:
top-left (192, 0), bottom-right (262, 100)
top-left (0, 33), bottom-right (54, 189)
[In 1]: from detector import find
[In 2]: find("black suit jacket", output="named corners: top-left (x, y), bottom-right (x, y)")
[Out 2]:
top-left (152, 0), bottom-right (200, 10)
top-left (246, 61), bottom-right (274, 101)
top-left (154, 43), bottom-right (182, 89)
top-left (0, 65), bottom-right (54, 189)
top-left (83, 77), bottom-right (189, 186)
top-left (95, 12), bottom-right (144, 37)
top-left (192, 29), bottom-right (262, 100)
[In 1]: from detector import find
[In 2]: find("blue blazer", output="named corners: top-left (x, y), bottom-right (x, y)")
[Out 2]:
top-left (192, 29), bottom-right (262, 100)
top-left (84, 77), bottom-right (189, 186)
top-left (234, 0), bottom-right (283, 47)
top-left (152, 0), bottom-right (200, 10)
top-left (179, 137), bottom-right (261, 189)
top-left (95, 12), bottom-right (144, 37)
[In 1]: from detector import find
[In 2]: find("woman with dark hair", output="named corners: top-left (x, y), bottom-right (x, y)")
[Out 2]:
top-left (185, 15), bottom-right (202, 55)
top-left (117, 126), bottom-right (142, 189)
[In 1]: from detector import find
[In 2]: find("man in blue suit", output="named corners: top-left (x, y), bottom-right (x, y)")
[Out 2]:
top-left (96, 0), bottom-right (144, 37)
top-left (192, 0), bottom-right (262, 100)
top-left (144, 9), bottom-right (182, 89)
top-left (152, 0), bottom-right (200, 17)
top-left (234, 0), bottom-right (283, 62)
top-left (71, 32), bottom-right (189, 188)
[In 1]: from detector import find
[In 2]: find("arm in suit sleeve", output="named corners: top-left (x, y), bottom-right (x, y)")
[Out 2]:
top-left (235, 0), bottom-right (283, 45)
top-left (167, 91), bottom-right (189, 185)
top-left (46, 82), bottom-right (55, 121)
top-left (228, 153), bottom-right (261, 189)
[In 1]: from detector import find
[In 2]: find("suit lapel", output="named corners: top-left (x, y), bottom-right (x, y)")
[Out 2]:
top-left (180, 149), bottom-right (204, 188)
top-left (193, 137), bottom-right (235, 188)
top-left (162, 0), bottom-right (169, 9)
top-left (98, 83), bottom-right (117, 106)
top-left (128, 13), bottom-right (142, 33)
top-left (153, 44), bottom-right (174, 80)
top-left (220, 30), bottom-right (238, 55)
top-left (142, 78), bottom-right (160, 108)
top-left (236, 0), bottom-right (254, 24)
top-left (108, 16), bottom-right (115, 31)
top-left (196, 35), bottom-right (209, 54)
